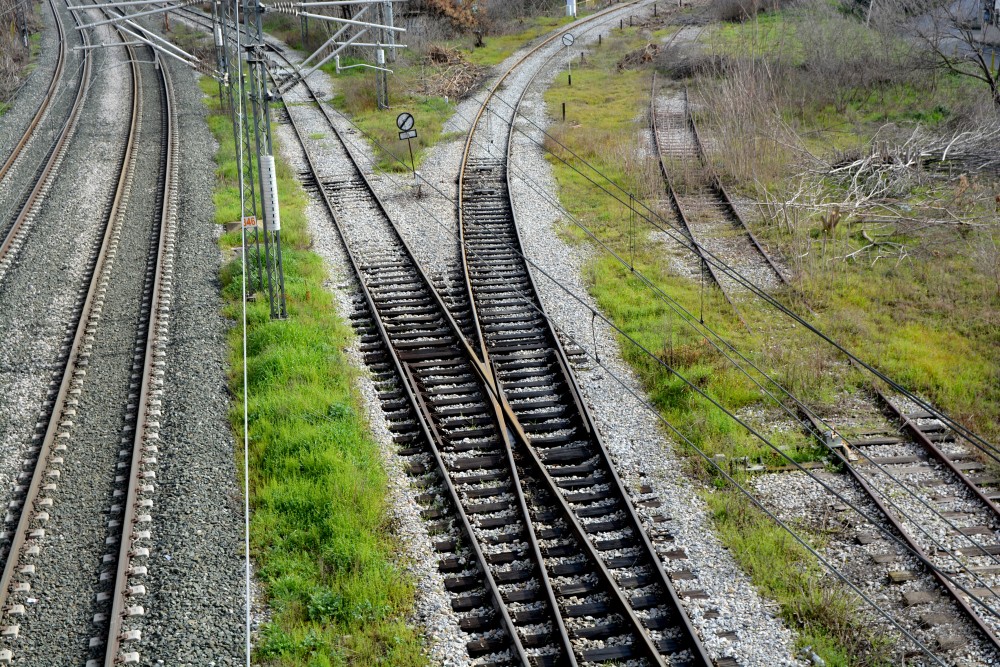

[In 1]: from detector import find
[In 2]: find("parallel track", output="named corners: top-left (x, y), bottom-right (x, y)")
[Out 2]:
top-left (0, 0), bottom-right (90, 272)
top-left (0, 10), bottom-right (177, 664)
top-left (458, 5), bottom-right (716, 667)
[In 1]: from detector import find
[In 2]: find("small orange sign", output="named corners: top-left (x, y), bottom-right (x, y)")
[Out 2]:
top-left (242, 215), bottom-right (257, 228)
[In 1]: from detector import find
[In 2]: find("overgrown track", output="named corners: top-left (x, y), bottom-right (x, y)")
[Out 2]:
top-left (0, 13), bottom-right (178, 663)
top-left (649, 76), bottom-right (785, 309)
top-left (0, 0), bottom-right (90, 275)
top-left (458, 5), bottom-right (717, 667)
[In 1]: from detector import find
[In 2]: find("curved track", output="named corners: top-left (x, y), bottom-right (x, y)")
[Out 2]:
top-left (152, 3), bottom-right (731, 662)
top-left (0, 9), bottom-right (177, 664)
top-left (457, 5), bottom-right (715, 667)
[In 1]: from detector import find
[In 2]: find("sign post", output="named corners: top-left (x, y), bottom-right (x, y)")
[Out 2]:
top-left (396, 112), bottom-right (417, 180)
top-left (562, 33), bottom-right (575, 86)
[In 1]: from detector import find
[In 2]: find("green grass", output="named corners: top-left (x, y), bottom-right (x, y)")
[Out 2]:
top-left (706, 491), bottom-right (893, 667)
top-left (327, 84), bottom-right (455, 173)
top-left (691, 8), bottom-right (1000, 439)
top-left (445, 14), bottom-right (575, 67)
top-left (200, 76), bottom-right (426, 667)
top-left (708, 9), bottom-right (804, 63)
top-left (540, 26), bottom-right (895, 665)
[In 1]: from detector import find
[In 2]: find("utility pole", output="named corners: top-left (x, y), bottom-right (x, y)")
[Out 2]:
top-left (15, 0), bottom-right (28, 48)
top-left (219, 0), bottom-right (287, 319)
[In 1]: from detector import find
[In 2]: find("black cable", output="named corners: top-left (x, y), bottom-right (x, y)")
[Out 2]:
top-left (288, 38), bottom-right (1000, 598)
top-left (326, 104), bottom-right (1000, 623)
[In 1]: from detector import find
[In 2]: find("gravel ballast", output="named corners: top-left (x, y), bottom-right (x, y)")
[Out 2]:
top-left (0, 11), bottom-right (244, 662)
top-left (272, 2), bottom-right (807, 665)
top-left (129, 62), bottom-right (244, 666)
top-left (0, 18), bottom-right (144, 663)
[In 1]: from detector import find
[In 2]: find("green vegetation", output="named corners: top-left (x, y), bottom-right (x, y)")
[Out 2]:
top-left (446, 14), bottom-right (574, 67)
top-left (541, 22), bottom-right (894, 665)
top-left (200, 76), bottom-right (425, 666)
top-left (695, 7), bottom-right (1000, 438)
top-left (325, 82), bottom-right (455, 172)
top-left (707, 492), bottom-right (892, 666)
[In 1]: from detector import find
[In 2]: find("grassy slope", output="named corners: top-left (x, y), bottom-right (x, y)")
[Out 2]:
top-left (541, 24), bottom-right (891, 667)
top-left (200, 77), bottom-right (425, 667)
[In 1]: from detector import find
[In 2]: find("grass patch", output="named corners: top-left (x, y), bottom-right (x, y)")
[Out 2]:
top-left (445, 14), bottom-right (575, 67)
top-left (541, 25), bottom-right (894, 664)
top-left (328, 83), bottom-right (454, 173)
top-left (200, 76), bottom-right (426, 667)
top-left (706, 491), bottom-right (893, 666)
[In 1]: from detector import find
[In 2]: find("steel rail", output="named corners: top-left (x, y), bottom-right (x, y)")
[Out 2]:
top-left (102, 39), bottom-right (177, 667)
top-left (802, 411), bottom-right (1000, 650)
top-left (275, 81), bottom-right (546, 665)
top-left (0, 0), bottom-right (67, 185)
top-left (457, 0), bottom-right (645, 366)
top-left (684, 89), bottom-right (787, 286)
top-left (872, 386), bottom-right (1000, 524)
top-left (649, 73), bottom-right (748, 328)
top-left (459, 6), bottom-right (714, 666)
top-left (0, 0), bottom-right (93, 267)
top-left (0, 4), bottom-right (137, 651)
top-left (262, 30), bottom-right (698, 661)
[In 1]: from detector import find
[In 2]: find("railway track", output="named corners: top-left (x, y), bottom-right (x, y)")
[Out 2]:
top-left (455, 4), bottom-right (723, 666)
top-left (798, 387), bottom-right (1000, 653)
top-left (650, 76), bottom-right (785, 307)
top-left (262, 31), bottom-right (721, 665)
top-left (170, 2), bottom-right (733, 661)
top-left (0, 0), bottom-right (91, 279)
top-left (0, 7), bottom-right (178, 663)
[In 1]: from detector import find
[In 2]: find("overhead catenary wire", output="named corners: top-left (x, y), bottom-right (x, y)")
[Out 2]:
top-left (292, 75), bottom-right (1000, 598)
top-left (309, 83), bottom-right (1000, 636)
top-left (231, 11), bottom-right (253, 667)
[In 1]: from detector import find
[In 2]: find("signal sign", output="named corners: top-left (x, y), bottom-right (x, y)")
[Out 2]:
top-left (396, 112), bottom-right (414, 131)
